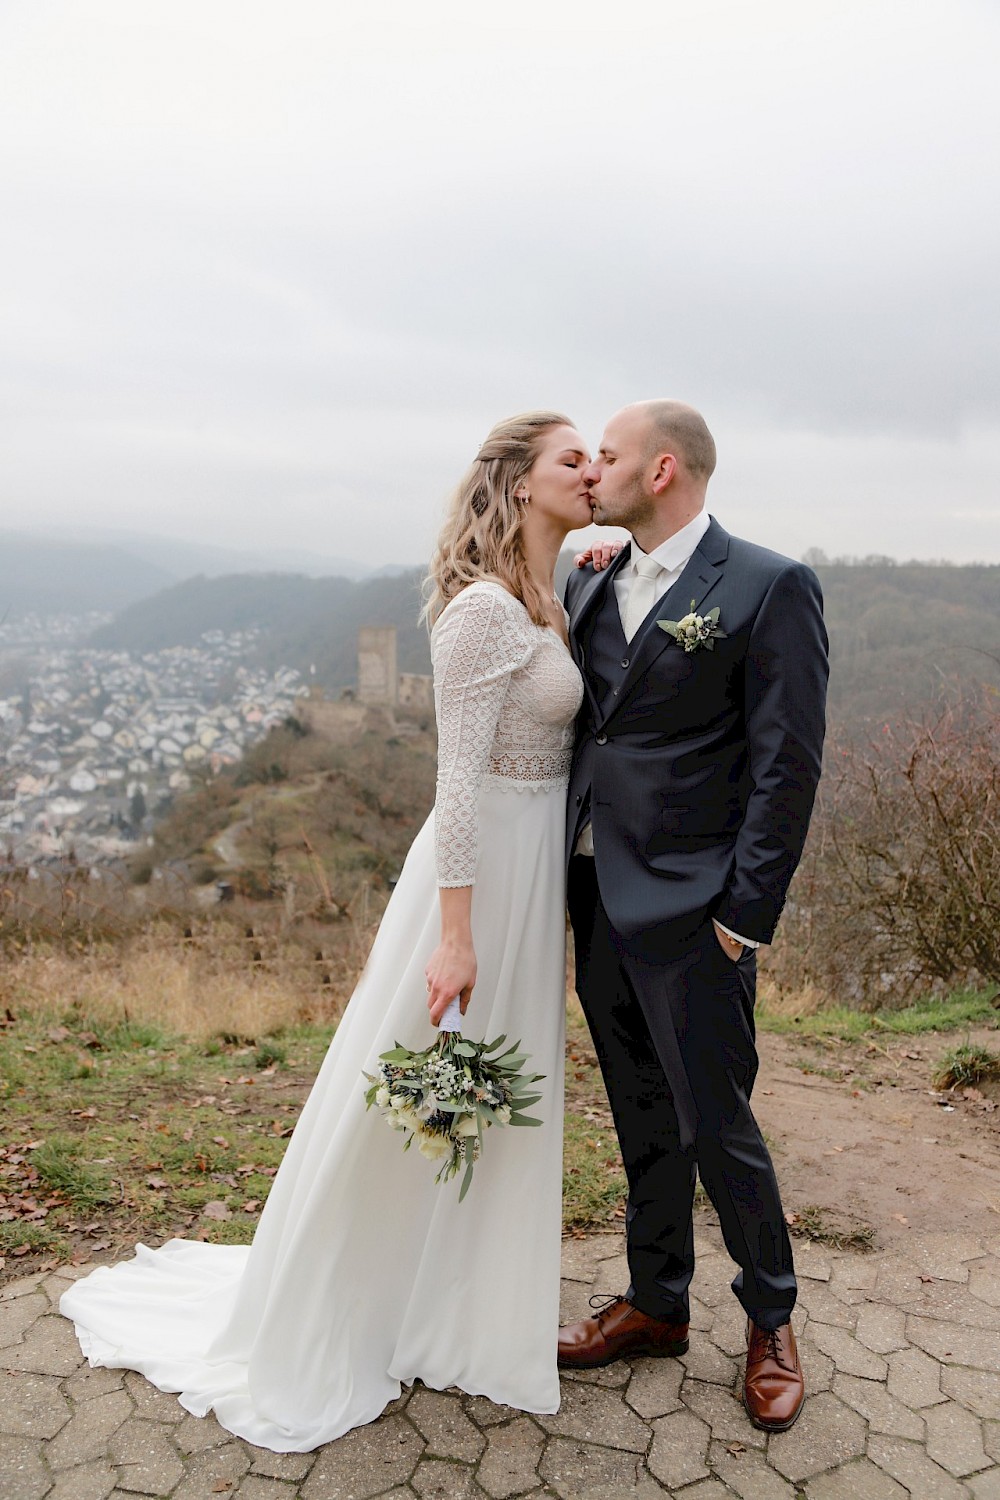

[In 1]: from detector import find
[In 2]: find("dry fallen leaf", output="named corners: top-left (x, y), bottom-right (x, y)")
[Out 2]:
top-left (201, 1201), bottom-right (232, 1222)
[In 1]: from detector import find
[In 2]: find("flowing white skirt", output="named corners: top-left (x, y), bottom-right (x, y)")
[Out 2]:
top-left (60, 782), bottom-right (567, 1452)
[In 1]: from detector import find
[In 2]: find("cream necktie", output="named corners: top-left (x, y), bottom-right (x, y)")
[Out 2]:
top-left (622, 554), bottom-right (663, 643)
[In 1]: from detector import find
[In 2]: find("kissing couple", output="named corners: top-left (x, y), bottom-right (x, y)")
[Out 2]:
top-left (62, 400), bottom-right (829, 1453)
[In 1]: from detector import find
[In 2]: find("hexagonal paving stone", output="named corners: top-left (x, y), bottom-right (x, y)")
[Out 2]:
top-left (794, 1337), bottom-right (835, 1394)
top-left (831, 1372), bottom-right (924, 1440)
top-left (536, 1381), bottom-right (648, 1451)
top-left (875, 1255), bottom-right (932, 1305)
top-left (462, 1395), bottom-right (522, 1428)
top-left (411, 1458), bottom-right (484, 1499)
top-left (886, 1345), bottom-right (946, 1407)
top-left (559, 1235), bottom-right (622, 1284)
top-left (907, 1231), bottom-right (986, 1278)
top-left (408, 1389), bottom-right (485, 1462)
top-left (623, 1356), bottom-right (684, 1419)
top-left (47, 1458), bottom-right (118, 1500)
top-left (808, 1323), bottom-right (888, 1380)
top-left (0, 1432), bottom-right (51, 1500)
top-left (907, 1315), bottom-right (1000, 1372)
top-left (680, 1378), bottom-right (764, 1449)
top-left (854, 1303), bottom-right (908, 1354)
top-left (108, 1416), bottom-right (187, 1493)
top-left (0, 1292), bottom-right (48, 1350)
top-left (830, 1257), bottom-right (878, 1295)
top-left (0, 1369), bottom-right (72, 1439)
top-left (677, 1338), bottom-right (739, 1388)
top-left (247, 1445), bottom-right (316, 1481)
top-left (966, 1470), bottom-right (1000, 1500)
top-left (475, 1416), bottom-right (544, 1499)
top-left (236, 1478), bottom-right (313, 1500)
top-left (47, 1388), bottom-right (134, 1469)
top-left (64, 1363), bottom-right (126, 1402)
top-left (706, 1438), bottom-right (797, 1499)
top-left (768, 1391), bottom-right (866, 1483)
top-left (795, 1281), bottom-right (856, 1330)
top-left (170, 1439), bottom-right (253, 1500)
top-left (867, 1434), bottom-right (970, 1500)
top-left (902, 1279), bottom-right (1000, 1329)
top-left (941, 1365), bottom-right (1000, 1419)
top-left (122, 1370), bottom-right (186, 1423)
top-left (675, 1482), bottom-right (739, 1500)
top-left (708, 1301), bottom-right (748, 1358)
top-left (969, 1262), bottom-right (1000, 1309)
top-left (4, 1313), bottom-right (87, 1376)
top-left (301, 1412), bottom-right (424, 1499)
top-left (803, 1457), bottom-right (908, 1498)
top-left (924, 1399), bottom-right (992, 1477)
top-left (647, 1407), bottom-right (710, 1490)
top-left (794, 1243), bottom-right (833, 1283)
top-left (538, 1437), bottom-right (640, 1499)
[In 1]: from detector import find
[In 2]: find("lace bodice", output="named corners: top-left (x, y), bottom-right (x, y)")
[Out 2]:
top-left (431, 581), bottom-right (583, 886)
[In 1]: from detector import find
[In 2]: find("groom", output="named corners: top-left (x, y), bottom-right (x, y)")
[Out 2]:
top-left (560, 400), bottom-right (828, 1431)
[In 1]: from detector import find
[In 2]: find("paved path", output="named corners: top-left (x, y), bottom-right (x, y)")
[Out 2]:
top-left (2, 1225), bottom-right (999, 1498)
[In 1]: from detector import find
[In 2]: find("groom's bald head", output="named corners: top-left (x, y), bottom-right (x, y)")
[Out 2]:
top-left (629, 400), bottom-right (717, 484)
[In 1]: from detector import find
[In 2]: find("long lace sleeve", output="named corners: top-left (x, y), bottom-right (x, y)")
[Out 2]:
top-left (431, 585), bottom-right (533, 886)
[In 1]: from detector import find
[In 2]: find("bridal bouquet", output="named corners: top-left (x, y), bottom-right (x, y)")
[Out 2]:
top-left (363, 1028), bottom-right (544, 1201)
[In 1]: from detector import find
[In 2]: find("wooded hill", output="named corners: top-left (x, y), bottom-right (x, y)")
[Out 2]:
top-left (90, 558), bottom-right (1000, 733)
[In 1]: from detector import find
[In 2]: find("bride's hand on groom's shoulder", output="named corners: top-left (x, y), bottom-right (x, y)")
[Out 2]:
top-left (574, 541), bottom-right (623, 571)
top-left (425, 939), bottom-right (477, 1026)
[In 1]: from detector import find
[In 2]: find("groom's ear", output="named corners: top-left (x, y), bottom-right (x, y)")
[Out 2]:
top-left (650, 453), bottom-right (678, 495)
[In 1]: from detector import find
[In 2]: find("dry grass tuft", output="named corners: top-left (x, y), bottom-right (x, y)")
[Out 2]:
top-left (0, 918), bottom-right (373, 1039)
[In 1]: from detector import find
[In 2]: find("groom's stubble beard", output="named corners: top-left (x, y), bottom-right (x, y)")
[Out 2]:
top-left (589, 464), bottom-right (656, 535)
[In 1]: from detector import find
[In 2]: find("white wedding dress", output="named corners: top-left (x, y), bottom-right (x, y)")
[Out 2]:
top-left (61, 581), bottom-right (583, 1452)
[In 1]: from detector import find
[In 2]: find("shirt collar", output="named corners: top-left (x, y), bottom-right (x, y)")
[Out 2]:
top-left (630, 509), bottom-right (711, 576)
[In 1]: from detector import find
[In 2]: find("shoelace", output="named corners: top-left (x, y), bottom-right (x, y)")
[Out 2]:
top-left (749, 1322), bottom-right (794, 1371)
top-left (588, 1293), bottom-right (627, 1326)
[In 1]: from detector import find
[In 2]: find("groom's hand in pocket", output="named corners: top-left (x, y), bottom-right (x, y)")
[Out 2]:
top-left (712, 920), bottom-right (745, 962)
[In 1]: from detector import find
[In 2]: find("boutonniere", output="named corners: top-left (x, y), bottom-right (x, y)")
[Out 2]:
top-left (658, 600), bottom-right (727, 653)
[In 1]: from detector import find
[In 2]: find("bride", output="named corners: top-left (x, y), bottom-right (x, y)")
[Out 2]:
top-left (61, 411), bottom-right (596, 1452)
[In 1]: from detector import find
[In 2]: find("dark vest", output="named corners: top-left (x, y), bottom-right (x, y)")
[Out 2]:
top-left (582, 585), bottom-right (634, 720)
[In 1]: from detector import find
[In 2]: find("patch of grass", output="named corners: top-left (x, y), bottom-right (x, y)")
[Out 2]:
top-left (254, 1038), bottom-right (288, 1069)
top-left (0, 1221), bottom-right (70, 1258)
top-left (562, 1113), bottom-right (627, 1231)
top-left (785, 1205), bottom-right (876, 1252)
top-left (759, 987), bottom-right (997, 1041)
top-left (934, 1044), bottom-right (1000, 1091)
top-left (31, 1136), bottom-right (115, 1211)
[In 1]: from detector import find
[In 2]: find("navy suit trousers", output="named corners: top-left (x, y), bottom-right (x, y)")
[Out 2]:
top-left (568, 856), bottom-right (797, 1331)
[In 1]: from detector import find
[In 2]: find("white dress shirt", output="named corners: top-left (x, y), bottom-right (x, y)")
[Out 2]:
top-left (575, 512), bottom-right (758, 949)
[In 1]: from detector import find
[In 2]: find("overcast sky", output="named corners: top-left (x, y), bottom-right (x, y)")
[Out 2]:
top-left (2, 0), bottom-right (998, 569)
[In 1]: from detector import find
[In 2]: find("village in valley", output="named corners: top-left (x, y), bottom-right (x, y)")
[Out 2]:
top-left (0, 612), bottom-right (305, 861)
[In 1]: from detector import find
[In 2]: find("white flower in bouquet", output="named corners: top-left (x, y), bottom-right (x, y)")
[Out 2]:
top-left (363, 1029), bottom-right (545, 1200)
top-left (416, 1129), bottom-right (453, 1161)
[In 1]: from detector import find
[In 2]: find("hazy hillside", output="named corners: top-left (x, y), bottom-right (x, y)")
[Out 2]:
top-left (89, 556), bottom-right (1000, 730)
top-left (91, 570), bottom-right (433, 686)
top-left (0, 533), bottom-right (175, 616)
top-left (817, 561), bottom-right (1000, 723)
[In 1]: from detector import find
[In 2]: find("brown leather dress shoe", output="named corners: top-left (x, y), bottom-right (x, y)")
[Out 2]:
top-left (742, 1320), bottom-right (805, 1431)
top-left (558, 1296), bottom-right (690, 1369)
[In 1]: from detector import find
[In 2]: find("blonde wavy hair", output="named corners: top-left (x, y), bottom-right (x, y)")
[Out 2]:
top-left (423, 410), bottom-right (574, 628)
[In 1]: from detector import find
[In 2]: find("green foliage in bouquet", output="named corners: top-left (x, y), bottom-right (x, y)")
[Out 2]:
top-left (363, 1030), bottom-right (545, 1201)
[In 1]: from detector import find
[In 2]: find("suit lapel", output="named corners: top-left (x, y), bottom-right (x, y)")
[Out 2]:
top-left (602, 518), bottom-right (730, 722)
top-left (569, 544), bottom-right (632, 718)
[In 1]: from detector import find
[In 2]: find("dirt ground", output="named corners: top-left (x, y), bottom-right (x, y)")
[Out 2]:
top-left (748, 1023), bottom-right (1000, 1249)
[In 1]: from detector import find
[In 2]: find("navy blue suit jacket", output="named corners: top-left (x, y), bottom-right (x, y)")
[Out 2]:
top-left (564, 516), bottom-right (829, 951)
